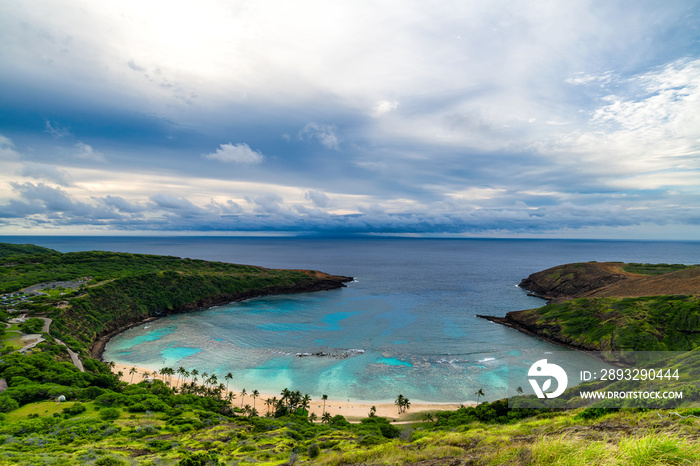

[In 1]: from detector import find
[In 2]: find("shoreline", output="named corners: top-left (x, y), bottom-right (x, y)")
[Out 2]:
top-left (90, 274), bottom-right (352, 360)
top-left (477, 313), bottom-right (628, 367)
top-left (112, 363), bottom-right (470, 421)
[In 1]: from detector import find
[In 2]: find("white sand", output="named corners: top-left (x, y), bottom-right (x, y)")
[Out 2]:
top-left (113, 363), bottom-right (470, 420)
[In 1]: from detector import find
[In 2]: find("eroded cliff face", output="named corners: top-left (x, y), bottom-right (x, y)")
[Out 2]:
top-left (480, 262), bottom-right (700, 353)
top-left (518, 262), bottom-right (631, 301)
top-left (519, 262), bottom-right (700, 301)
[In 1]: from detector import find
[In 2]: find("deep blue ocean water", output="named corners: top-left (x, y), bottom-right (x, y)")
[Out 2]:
top-left (5, 236), bottom-right (700, 403)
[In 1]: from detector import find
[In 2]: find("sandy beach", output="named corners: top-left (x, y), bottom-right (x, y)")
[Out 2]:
top-left (112, 363), bottom-right (469, 421)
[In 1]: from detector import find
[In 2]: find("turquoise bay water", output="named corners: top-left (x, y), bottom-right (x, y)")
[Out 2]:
top-left (7, 236), bottom-right (700, 403)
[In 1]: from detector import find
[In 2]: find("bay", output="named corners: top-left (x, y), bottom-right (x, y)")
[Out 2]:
top-left (5, 236), bottom-right (700, 403)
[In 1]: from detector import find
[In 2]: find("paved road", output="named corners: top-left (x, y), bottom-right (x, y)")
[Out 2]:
top-left (37, 317), bottom-right (85, 372)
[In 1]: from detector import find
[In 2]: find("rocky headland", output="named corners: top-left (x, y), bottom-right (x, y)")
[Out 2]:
top-left (479, 261), bottom-right (700, 353)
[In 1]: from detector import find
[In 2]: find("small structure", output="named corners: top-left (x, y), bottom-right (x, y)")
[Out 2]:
top-left (56, 395), bottom-right (66, 404)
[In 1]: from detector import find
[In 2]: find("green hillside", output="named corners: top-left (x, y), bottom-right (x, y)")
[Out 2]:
top-left (1, 249), bottom-right (700, 465)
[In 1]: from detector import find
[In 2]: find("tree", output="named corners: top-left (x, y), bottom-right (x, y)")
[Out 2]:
top-left (395, 394), bottom-right (405, 415)
top-left (301, 393), bottom-right (311, 412)
top-left (308, 412), bottom-right (318, 423)
top-left (321, 412), bottom-right (332, 423)
top-left (516, 386), bottom-right (524, 396)
top-left (475, 388), bottom-right (485, 405)
top-left (321, 394), bottom-right (328, 415)
top-left (240, 388), bottom-right (247, 407)
top-left (252, 389), bottom-right (259, 410)
top-left (225, 372), bottom-right (233, 391)
top-left (368, 406), bottom-right (377, 418)
top-left (129, 367), bottom-right (137, 384)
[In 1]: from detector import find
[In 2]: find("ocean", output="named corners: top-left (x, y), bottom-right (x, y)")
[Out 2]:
top-left (5, 236), bottom-right (700, 403)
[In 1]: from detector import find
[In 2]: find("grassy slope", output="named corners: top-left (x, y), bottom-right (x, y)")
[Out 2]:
top-left (1, 395), bottom-right (699, 465)
top-left (0, 244), bottom-right (348, 355)
top-left (2, 250), bottom-right (700, 465)
top-left (0, 243), bottom-right (58, 259)
top-left (510, 262), bottom-right (700, 352)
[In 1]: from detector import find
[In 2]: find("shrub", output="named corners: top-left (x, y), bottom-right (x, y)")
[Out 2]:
top-left (308, 443), bottom-right (320, 458)
top-left (99, 408), bottom-right (121, 421)
top-left (62, 403), bottom-right (87, 417)
top-left (0, 396), bottom-right (19, 413)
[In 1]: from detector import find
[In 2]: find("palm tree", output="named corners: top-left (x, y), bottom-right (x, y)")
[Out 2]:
top-left (368, 406), bottom-right (377, 418)
top-left (516, 386), bottom-right (524, 396)
top-left (321, 394), bottom-right (328, 415)
top-left (163, 367), bottom-right (174, 385)
top-left (395, 394), bottom-right (405, 415)
top-left (281, 388), bottom-right (291, 409)
top-left (321, 412), bottom-right (332, 423)
top-left (475, 388), bottom-right (485, 405)
top-left (252, 390), bottom-right (259, 410)
top-left (308, 412), bottom-right (318, 423)
top-left (177, 367), bottom-right (186, 387)
top-left (191, 369), bottom-right (199, 384)
top-left (225, 372), bottom-right (233, 391)
top-left (240, 388), bottom-right (247, 407)
top-left (129, 367), bottom-right (137, 384)
top-left (301, 394), bottom-right (311, 412)
top-left (423, 413), bottom-right (434, 423)
top-left (265, 398), bottom-right (273, 416)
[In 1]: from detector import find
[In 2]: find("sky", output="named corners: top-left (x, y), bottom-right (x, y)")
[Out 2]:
top-left (1, 1), bottom-right (699, 239)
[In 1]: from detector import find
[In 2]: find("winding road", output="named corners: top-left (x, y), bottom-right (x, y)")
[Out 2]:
top-left (23, 317), bottom-right (85, 372)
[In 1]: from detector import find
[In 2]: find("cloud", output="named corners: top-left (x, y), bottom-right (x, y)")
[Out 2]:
top-left (44, 121), bottom-right (71, 138)
top-left (538, 58), bottom-right (700, 185)
top-left (150, 193), bottom-right (209, 217)
top-left (127, 60), bottom-right (146, 72)
top-left (204, 143), bottom-right (264, 164)
top-left (299, 123), bottom-right (339, 150)
top-left (99, 195), bottom-right (144, 214)
top-left (0, 135), bottom-right (20, 160)
top-left (74, 142), bottom-right (106, 162)
top-left (305, 189), bottom-right (330, 208)
top-left (373, 100), bottom-right (399, 117)
top-left (19, 163), bottom-right (73, 186)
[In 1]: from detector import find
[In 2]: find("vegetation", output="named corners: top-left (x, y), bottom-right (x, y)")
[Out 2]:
top-left (622, 263), bottom-right (691, 276)
top-left (1, 244), bottom-right (699, 464)
top-left (529, 295), bottom-right (700, 352)
top-left (0, 243), bottom-right (345, 355)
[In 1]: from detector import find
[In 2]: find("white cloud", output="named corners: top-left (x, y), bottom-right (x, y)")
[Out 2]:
top-left (0, 134), bottom-right (20, 160)
top-left (541, 58), bottom-right (700, 183)
top-left (44, 120), bottom-right (71, 138)
top-left (299, 123), bottom-right (339, 150)
top-left (19, 162), bottom-right (73, 186)
top-left (204, 143), bottom-right (263, 164)
top-left (74, 141), bottom-right (106, 162)
top-left (305, 189), bottom-right (330, 208)
top-left (373, 100), bottom-right (399, 117)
